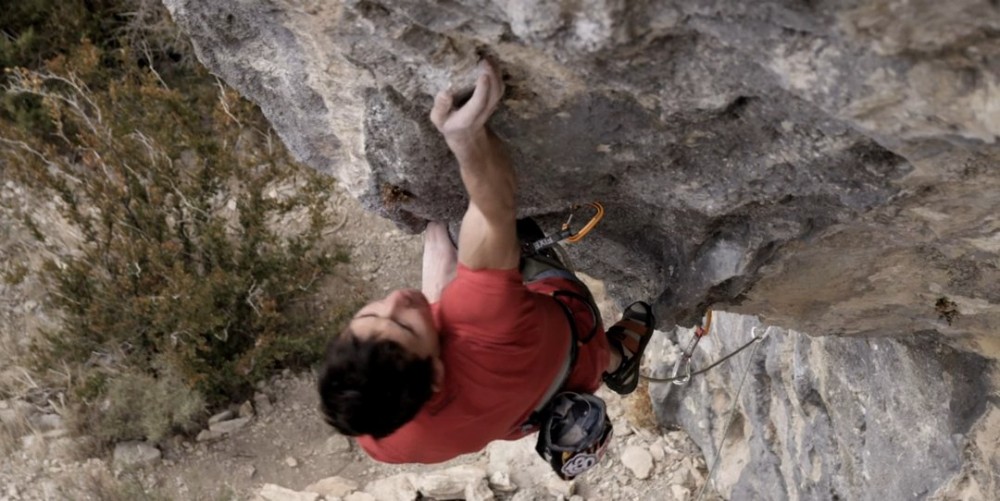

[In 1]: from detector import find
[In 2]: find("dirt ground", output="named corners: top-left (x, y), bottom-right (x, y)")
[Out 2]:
top-left (0, 180), bottom-right (715, 500)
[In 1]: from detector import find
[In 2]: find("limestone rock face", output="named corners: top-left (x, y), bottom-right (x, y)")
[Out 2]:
top-left (162, 0), bottom-right (1000, 498)
top-left (648, 312), bottom-right (996, 500)
top-left (162, 0), bottom-right (999, 336)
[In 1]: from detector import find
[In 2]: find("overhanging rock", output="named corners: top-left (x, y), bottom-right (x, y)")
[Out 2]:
top-left (162, 0), bottom-right (1000, 498)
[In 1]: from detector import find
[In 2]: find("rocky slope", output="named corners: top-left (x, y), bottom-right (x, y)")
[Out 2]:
top-left (161, 1), bottom-right (1000, 498)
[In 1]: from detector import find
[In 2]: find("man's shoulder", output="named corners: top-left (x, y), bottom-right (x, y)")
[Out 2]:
top-left (356, 391), bottom-right (483, 464)
top-left (435, 266), bottom-right (532, 328)
top-left (524, 275), bottom-right (588, 297)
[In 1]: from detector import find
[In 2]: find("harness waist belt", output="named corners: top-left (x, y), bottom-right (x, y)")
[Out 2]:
top-left (532, 306), bottom-right (574, 415)
top-left (524, 295), bottom-right (581, 430)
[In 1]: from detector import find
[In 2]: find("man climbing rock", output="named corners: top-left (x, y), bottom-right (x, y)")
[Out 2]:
top-left (317, 60), bottom-right (654, 475)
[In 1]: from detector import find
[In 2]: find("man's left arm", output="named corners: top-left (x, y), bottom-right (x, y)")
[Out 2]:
top-left (422, 221), bottom-right (457, 302)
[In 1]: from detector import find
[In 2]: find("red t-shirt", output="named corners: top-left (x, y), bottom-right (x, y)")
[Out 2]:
top-left (357, 264), bottom-right (610, 464)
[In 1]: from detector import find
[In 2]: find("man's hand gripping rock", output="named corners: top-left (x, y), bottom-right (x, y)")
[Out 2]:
top-left (430, 59), bottom-right (506, 164)
top-left (428, 59), bottom-right (519, 273)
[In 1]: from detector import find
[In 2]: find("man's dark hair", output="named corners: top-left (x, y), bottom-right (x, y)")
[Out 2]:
top-left (317, 328), bottom-right (434, 438)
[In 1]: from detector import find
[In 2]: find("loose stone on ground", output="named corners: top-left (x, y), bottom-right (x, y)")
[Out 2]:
top-left (112, 441), bottom-right (161, 469)
top-left (305, 476), bottom-right (359, 497)
top-left (257, 483), bottom-right (320, 501)
top-left (621, 445), bottom-right (654, 479)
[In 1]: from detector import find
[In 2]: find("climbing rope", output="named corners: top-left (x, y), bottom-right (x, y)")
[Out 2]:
top-left (634, 315), bottom-right (772, 500)
top-left (634, 314), bottom-right (772, 498)
top-left (639, 309), bottom-right (770, 384)
top-left (695, 327), bottom-right (769, 501)
top-left (639, 326), bottom-right (768, 384)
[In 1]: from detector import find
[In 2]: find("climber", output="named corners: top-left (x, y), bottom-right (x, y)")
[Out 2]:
top-left (316, 59), bottom-right (655, 475)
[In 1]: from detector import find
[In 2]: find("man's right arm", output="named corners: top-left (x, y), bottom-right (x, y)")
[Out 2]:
top-left (430, 60), bottom-right (519, 271)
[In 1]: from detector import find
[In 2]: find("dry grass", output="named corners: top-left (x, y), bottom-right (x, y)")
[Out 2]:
top-left (72, 369), bottom-right (205, 444)
top-left (0, 214), bottom-right (29, 399)
top-left (624, 379), bottom-right (660, 430)
top-left (0, 179), bottom-right (75, 400)
top-left (56, 465), bottom-right (170, 501)
top-left (0, 414), bottom-right (30, 456)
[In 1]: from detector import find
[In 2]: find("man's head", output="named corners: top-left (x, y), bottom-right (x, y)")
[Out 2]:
top-left (318, 288), bottom-right (444, 438)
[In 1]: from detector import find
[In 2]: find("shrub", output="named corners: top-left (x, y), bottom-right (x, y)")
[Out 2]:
top-left (0, 1), bottom-right (353, 443)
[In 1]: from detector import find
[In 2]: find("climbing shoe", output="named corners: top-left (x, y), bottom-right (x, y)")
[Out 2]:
top-left (602, 301), bottom-right (655, 395)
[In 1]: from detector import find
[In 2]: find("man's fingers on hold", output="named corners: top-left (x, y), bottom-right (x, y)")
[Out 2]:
top-left (463, 74), bottom-right (491, 116)
top-left (487, 76), bottom-right (503, 114)
top-left (430, 91), bottom-right (453, 126)
top-left (478, 58), bottom-right (496, 77)
top-left (475, 59), bottom-right (503, 116)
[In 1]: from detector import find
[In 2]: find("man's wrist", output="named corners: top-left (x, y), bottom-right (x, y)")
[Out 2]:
top-left (445, 130), bottom-right (493, 164)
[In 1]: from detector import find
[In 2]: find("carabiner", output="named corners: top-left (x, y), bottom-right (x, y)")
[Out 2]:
top-left (565, 202), bottom-right (604, 243)
top-left (671, 355), bottom-right (693, 385)
top-left (670, 310), bottom-right (712, 385)
top-left (528, 202), bottom-right (605, 254)
top-left (751, 325), bottom-right (771, 342)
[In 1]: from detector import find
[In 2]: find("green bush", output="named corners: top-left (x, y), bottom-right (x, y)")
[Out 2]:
top-left (83, 368), bottom-right (205, 444)
top-left (0, 0), bottom-right (119, 71)
top-left (0, 1), bottom-right (353, 443)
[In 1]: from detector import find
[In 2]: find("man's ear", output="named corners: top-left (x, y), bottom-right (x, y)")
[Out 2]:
top-left (431, 356), bottom-right (445, 393)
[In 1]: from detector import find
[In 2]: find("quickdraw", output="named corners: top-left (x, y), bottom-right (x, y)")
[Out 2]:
top-left (641, 320), bottom-right (771, 384)
top-left (670, 309), bottom-right (713, 385)
top-left (526, 202), bottom-right (605, 255)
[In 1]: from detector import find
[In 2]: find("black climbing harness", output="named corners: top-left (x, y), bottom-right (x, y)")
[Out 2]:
top-left (518, 209), bottom-right (613, 480)
top-left (524, 287), bottom-right (612, 480)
